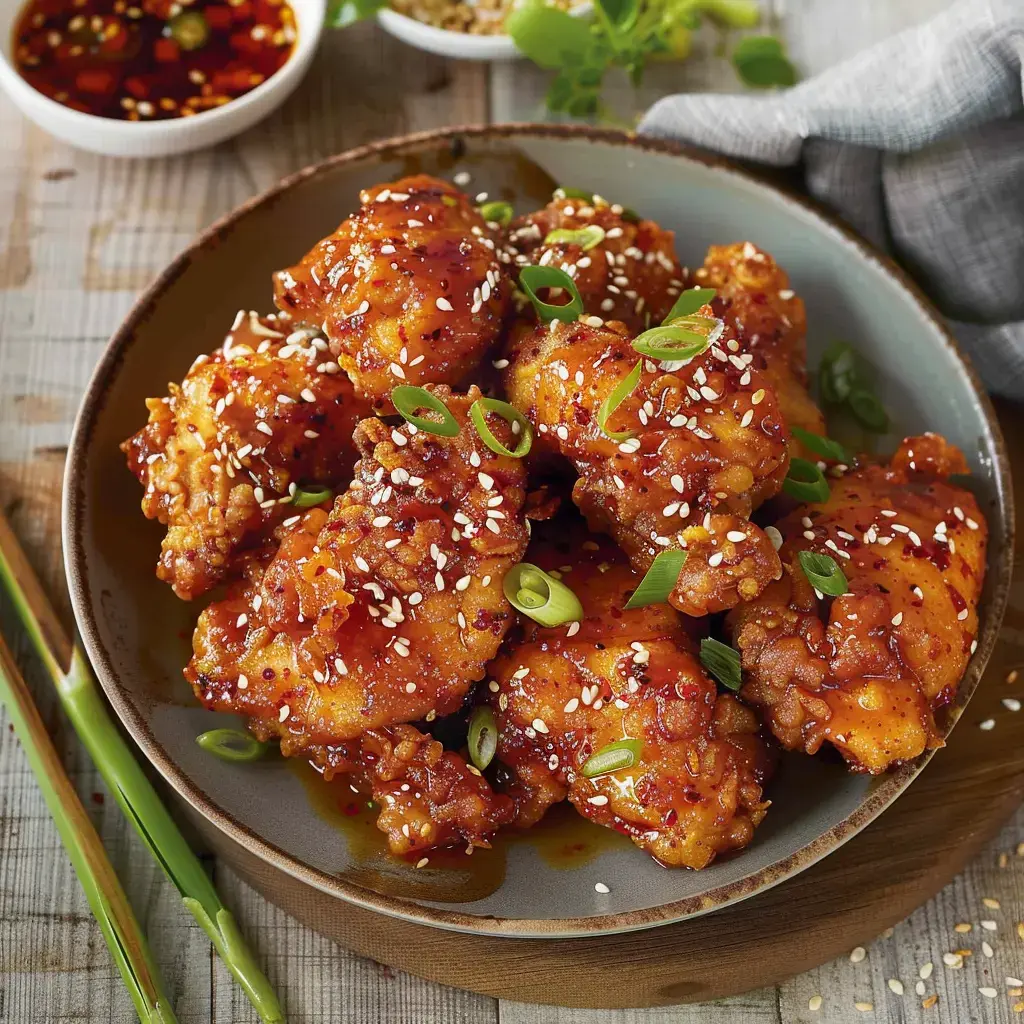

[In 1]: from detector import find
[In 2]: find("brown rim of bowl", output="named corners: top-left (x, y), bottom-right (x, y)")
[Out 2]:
top-left (62, 123), bottom-right (1015, 940)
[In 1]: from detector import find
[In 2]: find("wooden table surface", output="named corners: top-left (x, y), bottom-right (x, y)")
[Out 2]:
top-left (3, 0), bottom-right (1023, 1021)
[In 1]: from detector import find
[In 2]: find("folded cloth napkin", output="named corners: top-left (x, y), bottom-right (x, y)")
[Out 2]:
top-left (639, 0), bottom-right (1024, 401)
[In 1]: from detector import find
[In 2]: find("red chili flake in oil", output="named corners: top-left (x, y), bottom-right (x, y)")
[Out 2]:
top-left (12, 0), bottom-right (296, 121)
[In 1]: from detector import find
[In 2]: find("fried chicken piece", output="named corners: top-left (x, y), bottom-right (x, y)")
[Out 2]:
top-left (488, 532), bottom-right (771, 869)
top-left (503, 314), bottom-right (788, 616)
top-left (503, 190), bottom-right (684, 331)
top-left (691, 242), bottom-right (825, 440)
top-left (186, 385), bottom-right (529, 748)
top-left (727, 433), bottom-right (988, 774)
top-left (273, 175), bottom-right (508, 407)
top-left (121, 311), bottom-right (371, 600)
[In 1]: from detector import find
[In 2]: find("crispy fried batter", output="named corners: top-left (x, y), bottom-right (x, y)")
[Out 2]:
top-left (488, 532), bottom-right (771, 868)
top-left (692, 242), bottom-right (825, 440)
top-left (503, 192), bottom-right (684, 331)
top-left (727, 433), bottom-right (988, 774)
top-left (503, 314), bottom-right (787, 615)
top-left (121, 311), bottom-right (371, 600)
top-left (186, 386), bottom-right (530, 746)
top-left (273, 175), bottom-right (508, 407)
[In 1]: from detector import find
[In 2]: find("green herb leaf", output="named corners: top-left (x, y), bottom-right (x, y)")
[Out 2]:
top-left (798, 550), bottom-right (848, 597)
top-left (700, 637), bottom-right (742, 691)
top-left (326, 0), bottom-right (384, 29)
top-left (480, 200), bottom-right (513, 227)
top-left (506, 1), bottom-right (596, 70)
top-left (392, 385), bottom-right (461, 437)
top-left (195, 729), bottom-right (270, 763)
top-left (782, 457), bottom-right (831, 503)
top-left (291, 485), bottom-right (333, 509)
top-left (597, 359), bottom-right (643, 441)
top-left (595, 0), bottom-right (638, 32)
top-left (503, 563), bottom-right (584, 627)
top-left (556, 187), bottom-right (595, 202)
top-left (469, 397), bottom-right (533, 458)
top-left (664, 286), bottom-right (716, 323)
top-left (519, 265), bottom-right (584, 323)
top-left (468, 706), bottom-right (498, 771)
top-left (848, 389), bottom-right (890, 433)
top-left (732, 35), bottom-right (798, 89)
top-left (631, 314), bottom-right (722, 362)
top-left (581, 738), bottom-right (642, 778)
top-left (694, 0), bottom-right (760, 29)
top-left (818, 341), bottom-right (863, 405)
top-left (789, 427), bottom-right (850, 464)
top-left (543, 225), bottom-right (606, 251)
top-left (624, 550), bottom-right (687, 609)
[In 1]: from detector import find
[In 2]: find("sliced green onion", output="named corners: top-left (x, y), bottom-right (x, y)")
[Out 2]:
top-left (441, 194), bottom-right (459, 208)
top-left (168, 10), bottom-right (209, 49)
top-left (663, 287), bottom-right (716, 323)
top-left (391, 385), bottom-right (460, 437)
top-left (291, 484), bottom-right (333, 509)
top-left (789, 426), bottom-right (850, 464)
top-left (480, 200), bottom-right (513, 227)
top-left (631, 314), bottom-right (721, 362)
top-left (581, 738), bottom-right (642, 778)
top-left (543, 225), bottom-right (606, 251)
top-left (782, 457), bottom-right (830, 503)
top-left (195, 729), bottom-right (270, 763)
top-left (503, 563), bottom-right (583, 627)
top-left (848, 388), bottom-right (890, 433)
top-left (597, 359), bottom-right (642, 441)
top-left (700, 638), bottom-right (742, 692)
top-left (624, 550), bottom-right (688, 609)
top-left (519, 265), bottom-right (584, 323)
top-left (797, 550), bottom-right (848, 597)
top-left (818, 341), bottom-right (861, 405)
top-left (468, 706), bottom-right (498, 771)
top-left (556, 187), bottom-right (594, 202)
top-left (469, 397), bottom-right (533, 458)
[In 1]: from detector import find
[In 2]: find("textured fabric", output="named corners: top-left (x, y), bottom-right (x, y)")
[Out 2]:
top-left (639, 0), bottom-right (1024, 399)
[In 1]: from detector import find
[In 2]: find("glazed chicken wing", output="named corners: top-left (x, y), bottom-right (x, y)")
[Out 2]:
top-left (488, 533), bottom-right (771, 868)
top-left (187, 386), bottom-right (530, 749)
top-left (727, 433), bottom-right (987, 774)
top-left (691, 243), bottom-right (825, 440)
top-left (273, 175), bottom-right (508, 407)
top-left (503, 189), bottom-right (684, 331)
top-left (503, 313), bottom-right (787, 616)
top-left (121, 311), bottom-right (371, 600)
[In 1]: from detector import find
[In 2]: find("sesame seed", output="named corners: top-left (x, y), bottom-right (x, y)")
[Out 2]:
top-left (726, 530), bottom-right (746, 543)
top-left (920, 963), bottom-right (933, 979)
top-left (808, 995), bottom-right (822, 1012)
top-left (850, 947), bottom-right (866, 963)
top-left (278, 705), bottom-right (290, 723)
top-left (436, 297), bottom-right (454, 311)
top-left (588, 795), bottom-right (609, 806)
top-left (980, 718), bottom-right (996, 730)
top-left (594, 882), bottom-right (610, 893)
top-left (888, 979), bottom-right (904, 995)
top-left (237, 674), bottom-right (248, 690)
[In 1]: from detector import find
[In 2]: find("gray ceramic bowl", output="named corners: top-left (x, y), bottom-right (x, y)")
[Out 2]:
top-left (63, 125), bottom-right (1013, 939)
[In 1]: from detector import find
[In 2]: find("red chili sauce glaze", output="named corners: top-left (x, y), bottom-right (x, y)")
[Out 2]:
top-left (12, 0), bottom-right (296, 120)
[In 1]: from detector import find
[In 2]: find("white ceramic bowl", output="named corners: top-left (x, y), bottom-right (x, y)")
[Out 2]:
top-left (377, 7), bottom-right (518, 60)
top-left (0, 0), bottom-right (324, 158)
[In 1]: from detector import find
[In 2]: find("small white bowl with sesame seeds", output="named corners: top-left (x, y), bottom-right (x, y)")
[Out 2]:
top-left (0, 0), bottom-right (324, 158)
top-left (376, 7), bottom-right (519, 60)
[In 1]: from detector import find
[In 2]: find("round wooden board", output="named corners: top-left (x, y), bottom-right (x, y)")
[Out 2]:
top-left (185, 399), bottom-right (1024, 1010)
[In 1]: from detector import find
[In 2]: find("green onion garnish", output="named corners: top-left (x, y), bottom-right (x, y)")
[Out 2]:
top-left (624, 550), bottom-right (688, 609)
top-left (789, 427), bottom-right (851, 464)
top-left (782, 457), bottom-right (831, 503)
top-left (195, 729), bottom-right (270, 763)
top-left (818, 341), bottom-right (862, 405)
top-left (797, 550), bottom-right (848, 597)
top-left (699, 638), bottom-right (742, 692)
top-left (441, 194), bottom-right (458, 208)
top-left (291, 485), bottom-right (333, 509)
top-left (543, 225), bottom-right (606, 251)
top-left (480, 200), bottom-right (513, 227)
top-left (503, 563), bottom-right (584, 627)
top-left (391, 385), bottom-right (460, 437)
top-left (581, 738), bottom-right (642, 778)
top-left (631, 315), bottom-right (721, 362)
top-left (467, 706), bottom-right (498, 771)
top-left (597, 359), bottom-right (642, 441)
top-left (518, 265), bottom-right (584, 323)
top-left (469, 397), bottom-right (533, 458)
top-left (848, 389), bottom-right (890, 433)
top-left (168, 10), bottom-right (209, 49)
top-left (663, 287), bottom-right (716, 323)
top-left (557, 187), bottom-right (594, 202)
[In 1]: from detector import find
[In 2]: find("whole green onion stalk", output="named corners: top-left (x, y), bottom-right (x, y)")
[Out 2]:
top-left (0, 522), bottom-right (283, 1024)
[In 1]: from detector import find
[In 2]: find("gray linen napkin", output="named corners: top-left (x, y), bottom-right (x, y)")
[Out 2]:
top-left (639, 0), bottom-right (1024, 400)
